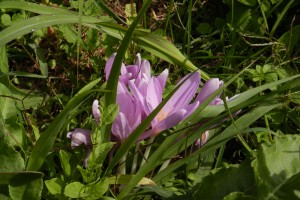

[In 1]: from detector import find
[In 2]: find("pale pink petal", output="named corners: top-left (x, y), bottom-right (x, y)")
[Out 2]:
top-left (164, 72), bottom-right (200, 113)
top-left (157, 69), bottom-right (169, 92)
top-left (112, 113), bottom-right (131, 141)
top-left (146, 77), bottom-right (163, 112)
top-left (105, 53), bottom-right (116, 80)
top-left (67, 128), bottom-right (92, 148)
top-left (135, 53), bottom-right (141, 67)
top-left (195, 78), bottom-right (223, 105)
top-left (182, 101), bottom-right (200, 120)
top-left (152, 109), bottom-right (187, 135)
top-left (92, 100), bottom-right (101, 125)
top-left (141, 60), bottom-right (151, 79)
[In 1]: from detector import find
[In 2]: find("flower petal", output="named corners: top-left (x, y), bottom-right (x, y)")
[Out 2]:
top-left (145, 77), bottom-right (163, 114)
top-left (67, 128), bottom-right (92, 148)
top-left (105, 53), bottom-right (116, 80)
top-left (182, 100), bottom-right (200, 120)
top-left (135, 53), bottom-right (141, 67)
top-left (164, 72), bottom-right (200, 114)
top-left (195, 78), bottom-right (223, 105)
top-left (152, 109), bottom-right (187, 135)
top-left (92, 100), bottom-right (101, 125)
top-left (112, 112), bottom-right (131, 141)
top-left (157, 69), bottom-right (169, 92)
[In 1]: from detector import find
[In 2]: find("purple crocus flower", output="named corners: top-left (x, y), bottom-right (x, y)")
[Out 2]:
top-left (92, 99), bottom-right (101, 125)
top-left (111, 81), bottom-right (142, 142)
top-left (138, 72), bottom-right (201, 139)
top-left (195, 78), bottom-right (224, 105)
top-left (105, 53), bottom-right (142, 86)
top-left (67, 128), bottom-right (92, 167)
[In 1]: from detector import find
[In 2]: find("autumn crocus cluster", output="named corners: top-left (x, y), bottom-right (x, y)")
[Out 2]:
top-left (67, 53), bottom-right (232, 166)
top-left (106, 53), bottom-right (206, 142)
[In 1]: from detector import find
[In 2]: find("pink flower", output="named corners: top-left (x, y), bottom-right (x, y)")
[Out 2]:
top-left (195, 78), bottom-right (224, 105)
top-left (111, 82), bottom-right (142, 142)
top-left (105, 53), bottom-right (143, 86)
top-left (67, 128), bottom-right (92, 167)
top-left (136, 72), bottom-right (201, 139)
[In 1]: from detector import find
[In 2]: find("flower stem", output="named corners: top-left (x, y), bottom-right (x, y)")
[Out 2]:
top-left (131, 142), bottom-right (140, 174)
top-left (237, 134), bottom-right (253, 156)
top-left (119, 151), bottom-right (128, 174)
top-left (140, 135), bottom-right (155, 167)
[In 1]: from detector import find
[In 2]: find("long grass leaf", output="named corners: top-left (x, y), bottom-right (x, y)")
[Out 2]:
top-left (153, 103), bottom-right (281, 183)
top-left (0, 1), bottom-right (75, 15)
top-left (0, 15), bottom-right (105, 47)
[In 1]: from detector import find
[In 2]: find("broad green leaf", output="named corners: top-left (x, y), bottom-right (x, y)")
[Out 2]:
top-left (87, 142), bottom-right (115, 173)
top-left (101, 104), bottom-right (119, 125)
top-left (59, 150), bottom-right (71, 177)
top-left (90, 181), bottom-right (109, 199)
top-left (0, 84), bottom-right (17, 120)
top-left (9, 173), bottom-right (43, 200)
top-left (0, 139), bottom-right (24, 172)
top-left (64, 181), bottom-right (108, 199)
top-left (0, 172), bottom-right (43, 200)
top-left (276, 25), bottom-right (300, 56)
top-left (192, 160), bottom-right (256, 199)
top-left (59, 24), bottom-right (79, 44)
top-left (253, 134), bottom-right (300, 200)
top-left (44, 178), bottom-right (64, 196)
top-left (26, 78), bottom-right (101, 171)
top-left (1, 14), bottom-right (11, 26)
top-left (64, 182), bottom-right (90, 198)
top-left (0, 84), bottom-right (23, 147)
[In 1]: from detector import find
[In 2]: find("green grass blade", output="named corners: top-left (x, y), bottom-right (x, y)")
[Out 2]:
top-left (95, 0), bottom-right (126, 24)
top-left (26, 78), bottom-right (101, 171)
top-left (187, 74), bottom-right (300, 125)
top-left (152, 103), bottom-right (281, 183)
top-left (0, 14), bottom-right (105, 47)
top-left (134, 30), bottom-right (209, 80)
top-left (270, 0), bottom-right (295, 36)
top-left (0, 0), bottom-right (75, 15)
top-left (103, 0), bottom-right (152, 141)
